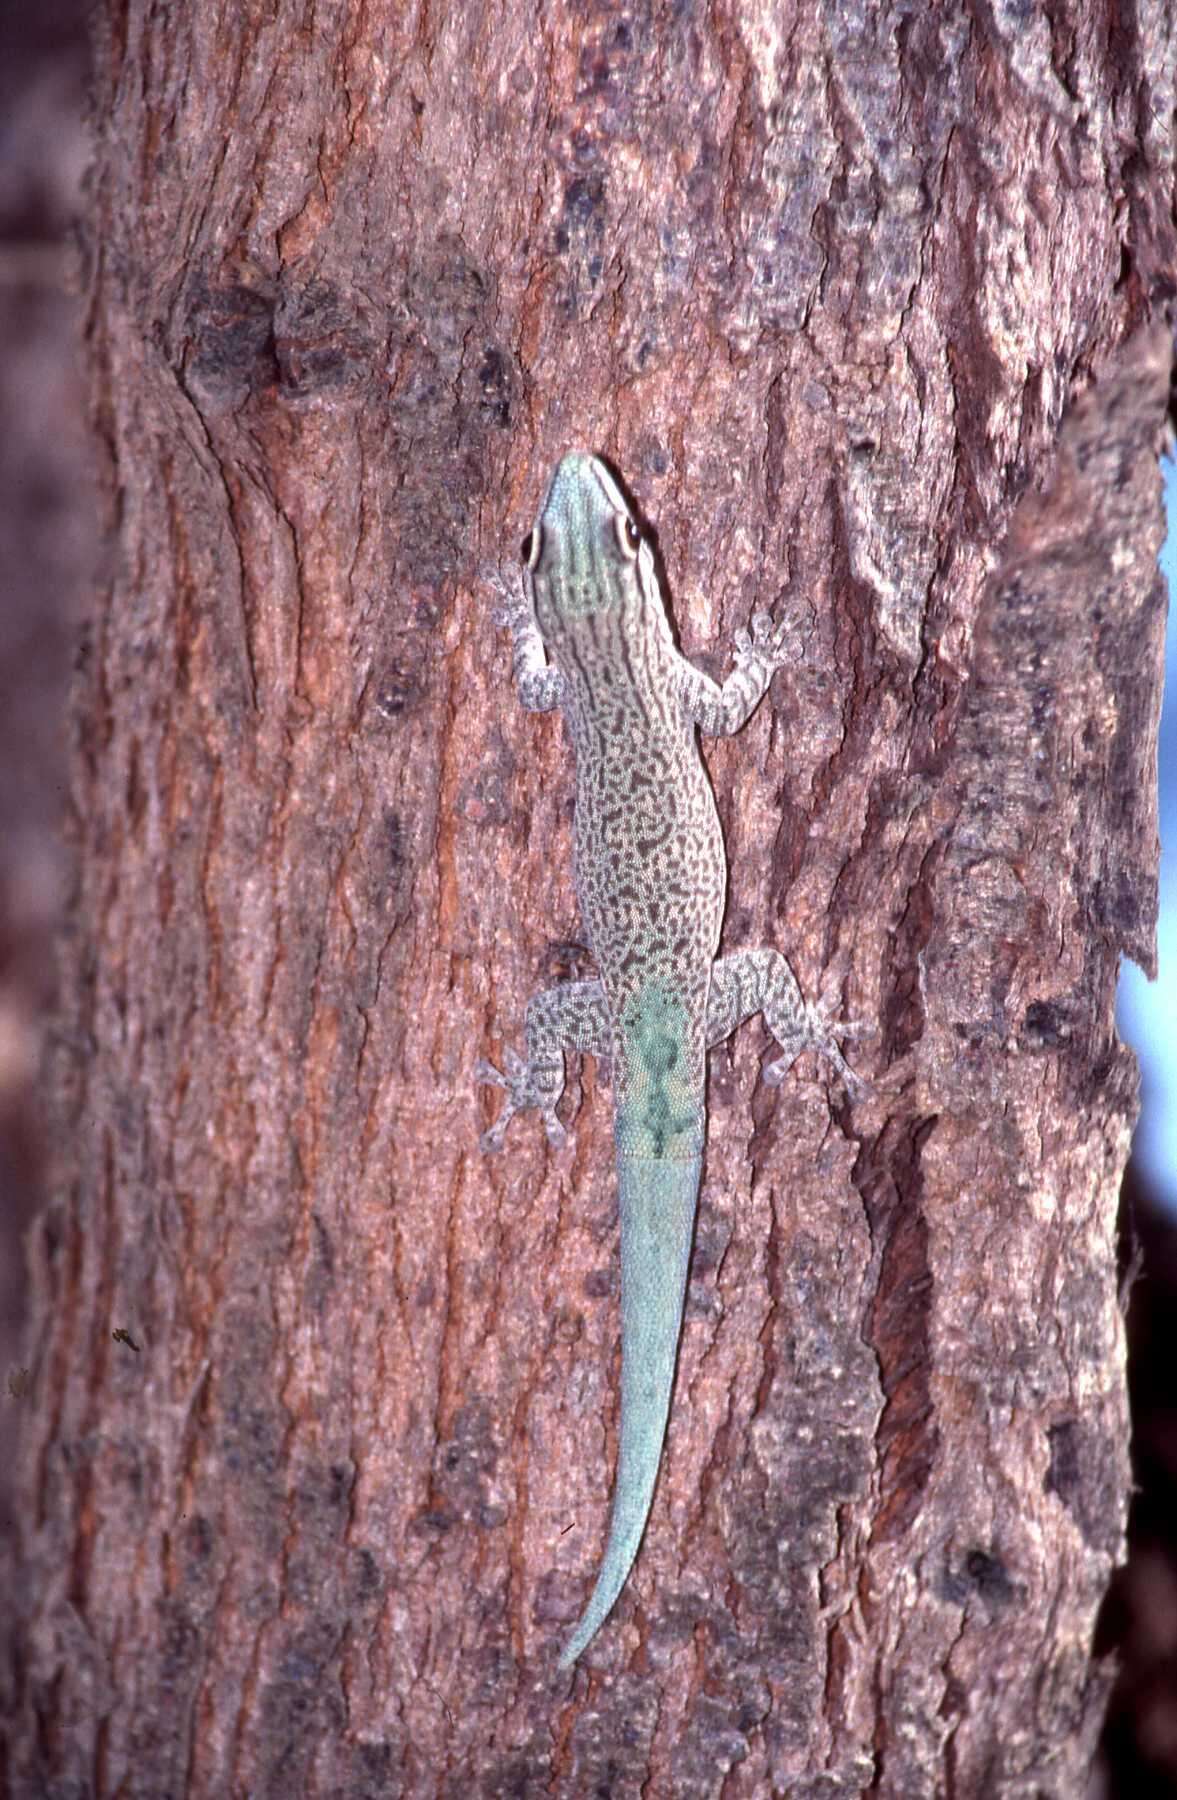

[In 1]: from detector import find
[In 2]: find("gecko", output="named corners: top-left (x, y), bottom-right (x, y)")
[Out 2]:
top-left (477, 452), bottom-right (862, 1668)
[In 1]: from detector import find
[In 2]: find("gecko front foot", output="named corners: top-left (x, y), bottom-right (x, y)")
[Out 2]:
top-left (475, 1051), bottom-right (569, 1153)
top-left (732, 611), bottom-right (790, 677)
top-left (478, 564), bottom-right (525, 632)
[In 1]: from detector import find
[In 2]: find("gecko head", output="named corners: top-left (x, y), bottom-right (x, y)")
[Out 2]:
top-left (523, 451), bottom-right (661, 639)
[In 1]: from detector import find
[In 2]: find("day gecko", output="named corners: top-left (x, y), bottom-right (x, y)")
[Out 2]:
top-left (478, 452), bottom-right (861, 1667)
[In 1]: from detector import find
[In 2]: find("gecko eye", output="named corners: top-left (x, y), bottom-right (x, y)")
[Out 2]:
top-left (615, 514), bottom-right (641, 559)
top-left (521, 527), bottom-right (541, 569)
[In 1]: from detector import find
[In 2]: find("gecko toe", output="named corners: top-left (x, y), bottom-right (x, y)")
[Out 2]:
top-left (841, 1065), bottom-right (870, 1100)
top-left (543, 1114), bottom-right (568, 1151)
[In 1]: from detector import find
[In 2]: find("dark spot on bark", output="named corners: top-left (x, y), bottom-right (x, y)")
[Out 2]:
top-left (184, 279), bottom-right (277, 402)
top-left (431, 1400), bottom-right (500, 1525)
top-left (374, 661), bottom-right (425, 718)
top-left (1046, 1415), bottom-right (1123, 1553)
top-left (1090, 869), bottom-right (1145, 940)
top-left (1045, 1418), bottom-right (1081, 1504)
top-left (347, 1738), bottom-right (402, 1799)
top-left (383, 810), bottom-right (403, 879)
top-left (1030, 682), bottom-right (1055, 730)
top-left (183, 1514), bottom-right (214, 1563)
top-left (350, 1547), bottom-right (382, 1600)
top-left (477, 344), bottom-right (513, 428)
top-left (279, 1647), bottom-right (321, 1683)
top-left (412, 1508), bottom-right (456, 1534)
top-left (158, 1599), bottom-right (201, 1685)
top-left (328, 1462), bottom-right (354, 1506)
top-left (964, 1547), bottom-right (1016, 1605)
top-left (1022, 998), bottom-right (1072, 1048)
top-left (940, 1548), bottom-right (1013, 1609)
top-left (273, 278), bottom-right (377, 400)
top-left (562, 173), bottom-right (606, 232)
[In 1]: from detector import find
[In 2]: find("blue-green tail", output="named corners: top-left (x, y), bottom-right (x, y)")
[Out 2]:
top-left (558, 1154), bottom-right (701, 1667)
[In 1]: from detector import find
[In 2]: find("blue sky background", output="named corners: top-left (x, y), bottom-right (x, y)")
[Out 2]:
top-left (1117, 457), bottom-right (1176, 1207)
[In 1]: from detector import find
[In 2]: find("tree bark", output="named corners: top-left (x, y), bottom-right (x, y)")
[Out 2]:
top-left (2, 3), bottom-right (1172, 1796)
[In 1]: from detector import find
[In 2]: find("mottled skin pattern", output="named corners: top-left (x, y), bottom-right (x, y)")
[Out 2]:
top-left (478, 453), bottom-right (861, 1667)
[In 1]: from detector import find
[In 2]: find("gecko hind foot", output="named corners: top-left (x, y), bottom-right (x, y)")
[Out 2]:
top-left (763, 1013), bottom-right (871, 1099)
top-left (475, 1053), bottom-right (568, 1152)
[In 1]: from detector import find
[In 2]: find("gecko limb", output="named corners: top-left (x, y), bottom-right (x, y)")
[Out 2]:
top-left (707, 948), bottom-right (866, 1096)
top-left (678, 611), bottom-right (789, 736)
top-left (477, 978), bottom-right (609, 1152)
top-left (483, 564), bottom-right (567, 713)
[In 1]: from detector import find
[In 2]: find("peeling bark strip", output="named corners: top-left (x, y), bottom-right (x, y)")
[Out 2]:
top-left (0, 2), bottom-right (1172, 1796)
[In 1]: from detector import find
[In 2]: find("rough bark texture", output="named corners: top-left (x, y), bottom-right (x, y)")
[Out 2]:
top-left (2, 3), bottom-right (1173, 1796)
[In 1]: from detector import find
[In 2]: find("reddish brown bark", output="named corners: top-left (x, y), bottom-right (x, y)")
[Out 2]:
top-left (2, 3), bottom-right (1173, 1795)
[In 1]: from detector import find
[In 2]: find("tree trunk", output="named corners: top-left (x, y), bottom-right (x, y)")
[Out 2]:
top-left (3, 4), bottom-right (1172, 1795)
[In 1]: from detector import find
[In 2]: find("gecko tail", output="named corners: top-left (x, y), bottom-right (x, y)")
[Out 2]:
top-left (558, 1154), bottom-right (701, 1668)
